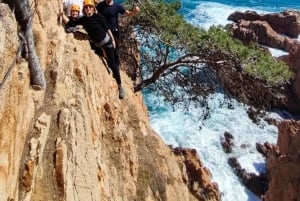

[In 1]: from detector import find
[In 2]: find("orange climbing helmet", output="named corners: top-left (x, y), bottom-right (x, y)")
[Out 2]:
top-left (71, 4), bottom-right (81, 12)
top-left (83, 0), bottom-right (95, 7)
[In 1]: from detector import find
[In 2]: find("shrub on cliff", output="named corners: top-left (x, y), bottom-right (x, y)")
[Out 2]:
top-left (123, 0), bottom-right (293, 111)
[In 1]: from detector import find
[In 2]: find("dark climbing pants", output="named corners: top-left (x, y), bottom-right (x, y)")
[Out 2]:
top-left (93, 40), bottom-right (121, 85)
top-left (111, 29), bottom-right (120, 66)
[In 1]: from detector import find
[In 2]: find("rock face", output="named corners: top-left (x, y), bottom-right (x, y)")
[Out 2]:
top-left (228, 11), bottom-right (300, 198)
top-left (0, 2), bottom-right (220, 201)
top-left (228, 10), bottom-right (300, 38)
top-left (263, 120), bottom-right (300, 201)
top-left (228, 10), bottom-right (300, 114)
top-left (172, 148), bottom-right (220, 200)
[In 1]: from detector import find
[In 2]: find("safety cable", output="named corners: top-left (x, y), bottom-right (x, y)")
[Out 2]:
top-left (0, 36), bottom-right (26, 90)
top-left (0, 5), bottom-right (35, 90)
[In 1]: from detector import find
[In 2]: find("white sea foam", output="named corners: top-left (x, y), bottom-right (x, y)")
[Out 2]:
top-left (145, 92), bottom-right (281, 201)
top-left (143, 1), bottom-right (296, 201)
top-left (185, 2), bottom-right (268, 30)
top-left (268, 47), bottom-right (289, 57)
top-left (185, 1), bottom-right (293, 57)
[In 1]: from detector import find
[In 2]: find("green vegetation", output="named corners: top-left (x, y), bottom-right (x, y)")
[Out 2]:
top-left (127, 0), bottom-right (293, 85)
top-left (205, 25), bottom-right (293, 84)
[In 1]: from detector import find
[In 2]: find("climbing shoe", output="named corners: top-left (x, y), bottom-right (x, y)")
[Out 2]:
top-left (118, 85), bottom-right (125, 99)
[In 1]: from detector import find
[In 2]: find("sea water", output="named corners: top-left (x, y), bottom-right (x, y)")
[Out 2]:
top-left (141, 1), bottom-right (300, 201)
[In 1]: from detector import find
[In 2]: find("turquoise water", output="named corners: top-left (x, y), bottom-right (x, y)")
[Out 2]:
top-left (143, 1), bottom-right (299, 201)
top-left (123, 0), bottom-right (300, 200)
top-left (181, 0), bottom-right (300, 30)
top-left (179, 0), bottom-right (300, 12)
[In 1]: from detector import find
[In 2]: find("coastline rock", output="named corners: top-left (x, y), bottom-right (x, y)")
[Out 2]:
top-left (228, 10), bottom-right (300, 114)
top-left (228, 157), bottom-right (268, 197)
top-left (228, 10), bottom-right (300, 38)
top-left (262, 120), bottom-right (300, 201)
top-left (220, 131), bottom-right (234, 153)
top-left (230, 19), bottom-right (300, 52)
top-left (172, 147), bottom-right (221, 200)
top-left (256, 142), bottom-right (274, 157)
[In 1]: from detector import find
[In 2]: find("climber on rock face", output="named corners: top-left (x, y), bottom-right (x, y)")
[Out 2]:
top-left (65, 0), bottom-right (125, 99)
top-left (96, 0), bottom-right (140, 66)
top-left (62, 0), bottom-right (84, 16)
top-left (58, 4), bottom-right (82, 32)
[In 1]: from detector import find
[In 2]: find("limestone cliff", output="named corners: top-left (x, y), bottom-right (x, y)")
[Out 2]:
top-left (0, 2), bottom-right (220, 201)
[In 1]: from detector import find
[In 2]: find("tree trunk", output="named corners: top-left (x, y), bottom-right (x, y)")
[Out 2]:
top-left (15, 0), bottom-right (46, 90)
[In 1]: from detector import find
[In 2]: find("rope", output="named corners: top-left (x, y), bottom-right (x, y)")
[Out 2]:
top-left (0, 36), bottom-right (26, 90)
top-left (0, 5), bottom-right (35, 90)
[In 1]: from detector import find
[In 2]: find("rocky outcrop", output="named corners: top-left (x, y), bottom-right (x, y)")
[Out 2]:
top-left (228, 157), bottom-right (268, 197)
top-left (220, 132), bottom-right (234, 153)
top-left (220, 133), bottom-right (269, 198)
top-left (228, 10), bottom-right (300, 38)
top-left (0, 4), bottom-right (37, 201)
top-left (262, 120), bottom-right (300, 201)
top-left (228, 10), bottom-right (300, 69)
top-left (221, 120), bottom-right (300, 200)
top-left (0, 2), bottom-right (220, 201)
top-left (227, 10), bottom-right (300, 114)
top-left (229, 19), bottom-right (300, 52)
top-left (172, 147), bottom-right (221, 200)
